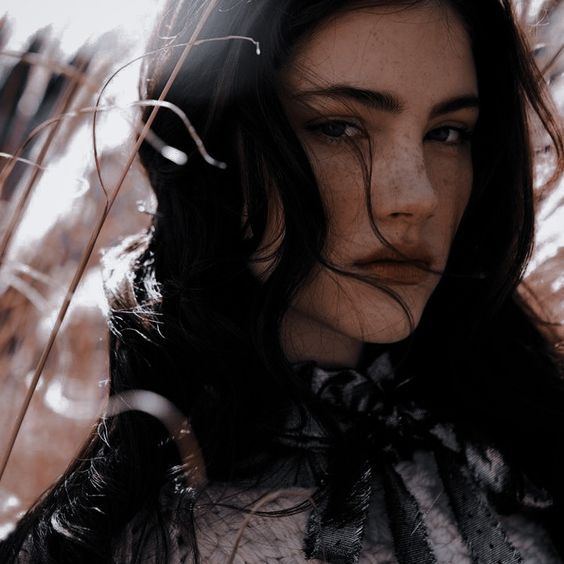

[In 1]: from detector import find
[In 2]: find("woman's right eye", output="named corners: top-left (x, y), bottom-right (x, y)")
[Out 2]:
top-left (305, 120), bottom-right (363, 144)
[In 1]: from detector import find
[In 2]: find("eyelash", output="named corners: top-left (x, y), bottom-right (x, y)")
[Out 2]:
top-left (306, 120), bottom-right (474, 147)
top-left (425, 126), bottom-right (474, 145)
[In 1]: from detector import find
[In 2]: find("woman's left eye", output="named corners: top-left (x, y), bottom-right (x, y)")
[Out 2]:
top-left (425, 126), bottom-right (473, 145)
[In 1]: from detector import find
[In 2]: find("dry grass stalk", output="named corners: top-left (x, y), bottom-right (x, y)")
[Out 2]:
top-left (0, 0), bottom-right (222, 483)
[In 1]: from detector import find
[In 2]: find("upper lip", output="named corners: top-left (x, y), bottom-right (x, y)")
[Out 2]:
top-left (353, 244), bottom-right (434, 268)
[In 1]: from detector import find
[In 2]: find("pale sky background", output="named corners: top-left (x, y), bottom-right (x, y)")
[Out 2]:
top-left (2, 0), bottom-right (162, 54)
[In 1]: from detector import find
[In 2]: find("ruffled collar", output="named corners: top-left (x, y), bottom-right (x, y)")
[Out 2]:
top-left (277, 351), bottom-right (553, 564)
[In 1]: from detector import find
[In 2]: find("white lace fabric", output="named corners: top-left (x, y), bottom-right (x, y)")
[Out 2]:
top-left (113, 449), bottom-right (562, 563)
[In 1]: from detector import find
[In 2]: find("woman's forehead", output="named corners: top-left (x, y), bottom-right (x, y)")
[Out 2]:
top-left (281, 3), bottom-right (478, 111)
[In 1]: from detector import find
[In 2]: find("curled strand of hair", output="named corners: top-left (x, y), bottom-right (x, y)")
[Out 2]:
top-left (105, 390), bottom-right (207, 490)
top-left (91, 34), bottom-right (261, 193)
top-left (226, 489), bottom-right (317, 564)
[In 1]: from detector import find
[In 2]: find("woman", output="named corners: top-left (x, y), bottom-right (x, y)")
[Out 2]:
top-left (1, 0), bottom-right (563, 562)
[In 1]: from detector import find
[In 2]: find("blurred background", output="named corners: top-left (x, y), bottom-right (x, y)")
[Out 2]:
top-left (0, 0), bottom-right (562, 539)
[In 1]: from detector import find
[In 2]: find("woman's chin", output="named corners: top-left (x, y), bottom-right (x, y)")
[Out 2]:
top-left (356, 320), bottom-right (418, 345)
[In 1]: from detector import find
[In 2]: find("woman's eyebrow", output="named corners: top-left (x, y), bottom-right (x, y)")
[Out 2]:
top-left (291, 85), bottom-right (480, 117)
top-left (430, 94), bottom-right (480, 117)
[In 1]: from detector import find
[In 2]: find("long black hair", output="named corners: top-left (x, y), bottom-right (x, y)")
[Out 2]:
top-left (1, 0), bottom-right (563, 562)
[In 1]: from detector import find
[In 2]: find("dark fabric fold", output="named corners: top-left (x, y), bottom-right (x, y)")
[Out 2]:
top-left (381, 462), bottom-right (437, 564)
top-left (435, 447), bottom-right (524, 564)
top-left (304, 456), bottom-right (373, 564)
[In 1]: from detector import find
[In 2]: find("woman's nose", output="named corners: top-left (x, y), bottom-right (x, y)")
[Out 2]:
top-left (370, 144), bottom-right (438, 224)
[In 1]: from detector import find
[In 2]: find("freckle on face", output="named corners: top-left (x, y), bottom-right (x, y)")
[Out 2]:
top-left (252, 2), bottom-right (478, 367)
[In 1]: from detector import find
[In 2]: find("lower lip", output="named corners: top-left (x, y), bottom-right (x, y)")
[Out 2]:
top-left (357, 262), bottom-right (431, 285)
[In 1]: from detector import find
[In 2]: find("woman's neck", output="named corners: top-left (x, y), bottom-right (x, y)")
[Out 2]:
top-left (281, 307), bottom-right (364, 369)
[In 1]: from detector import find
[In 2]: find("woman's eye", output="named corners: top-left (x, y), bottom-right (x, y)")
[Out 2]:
top-left (426, 126), bottom-right (473, 145)
top-left (306, 120), bottom-right (363, 144)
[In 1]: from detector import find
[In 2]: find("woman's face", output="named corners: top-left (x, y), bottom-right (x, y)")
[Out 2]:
top-left (254, 2), bottom-right (479, 367)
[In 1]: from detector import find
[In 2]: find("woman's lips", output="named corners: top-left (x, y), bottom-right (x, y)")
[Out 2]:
top-left (356, 260), bottom-right (431, 285)
top-left (351, 243), bottom-right (436, 285)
